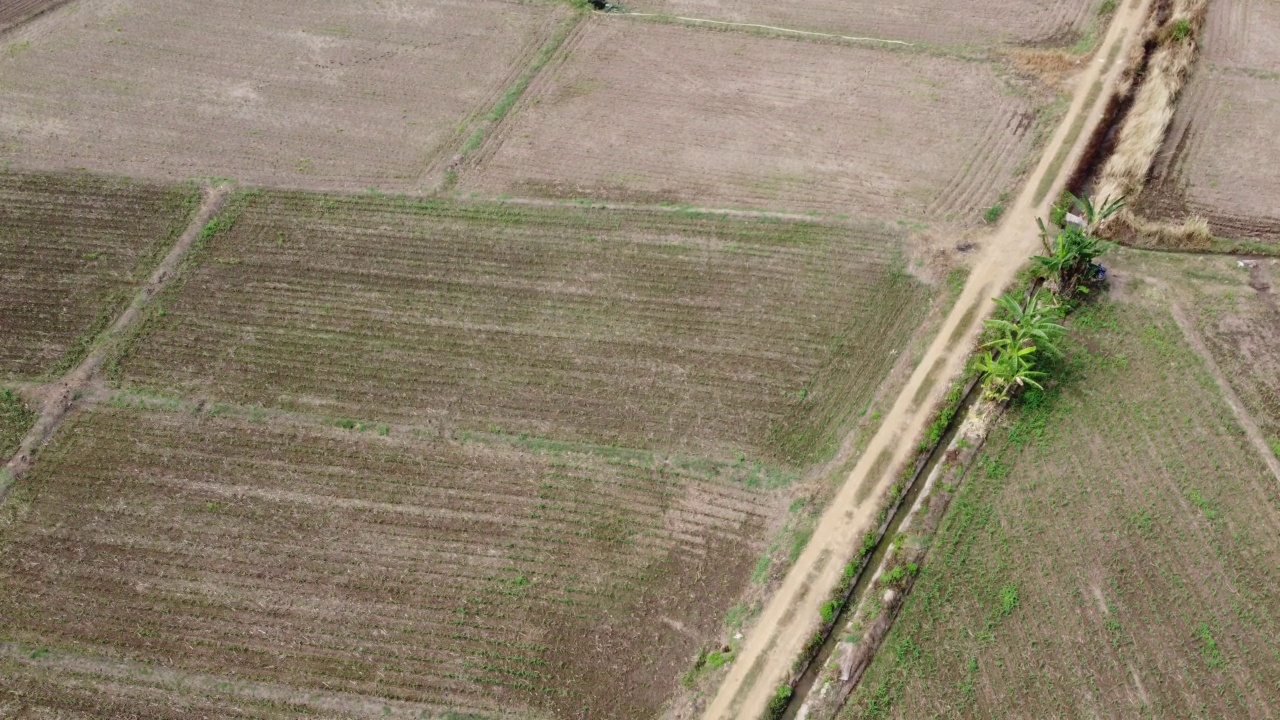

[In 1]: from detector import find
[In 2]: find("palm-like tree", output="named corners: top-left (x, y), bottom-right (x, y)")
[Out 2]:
top-left (1034, 193), bottom-right (1123, 298)
top-left (978, 290), bottom-right (1064, 401)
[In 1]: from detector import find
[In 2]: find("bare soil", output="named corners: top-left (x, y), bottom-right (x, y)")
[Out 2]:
top-left (461, 17), bottom-right (1042, 220)
top-left (0, 172), bottom-right (197, 380)
top-left (0, 402), bottom-right (771, 718)
top-left (1138, 0), bottom-right (1280, 242)
top-left (0, 0), bottom-right (65, 34)
top-left (0, 0), bottom-right (560, 191)
top-left (618, 0), bottom-right (1097, 47)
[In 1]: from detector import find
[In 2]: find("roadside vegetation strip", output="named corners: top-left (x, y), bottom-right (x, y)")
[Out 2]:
top-left (110, 190), bottom-right (935, 466)
top-left (842, 296), bottom-right (1280, 718)
top-left (0, 400), bottom-right (773, 718)
top-left (0, 172), bottom-right (200, 380)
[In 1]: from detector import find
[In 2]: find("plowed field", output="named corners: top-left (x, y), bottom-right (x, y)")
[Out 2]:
top-left (114, 192), bottom-right (935, 464)
top-left (0, 0), bottom-right (561, 190)
top-left (844, 292), bottom-right (1280, 718)
top-left (461, 18), bottom-right (1041, 220)
top-left (0, 172), bottom-right (196, 380)
top-left (0, 402), bottom-right (772, 717)
top-left (1139, 0), bottom-right (1280, 243)
top-left (0, 0), bottom-right (64, 32)
top-left (621, 0), bottom-right (1097, 46)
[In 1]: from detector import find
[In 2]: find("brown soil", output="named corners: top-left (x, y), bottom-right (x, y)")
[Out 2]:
top-left (0, 0), bottom-right (64, 34)
top-left (113, 191), bottom-right (936, 465)
top-left (461, 17), bottom-right (1042, 220)
top-left (1137, 0), bottom-right (1280, 243)
top-left (0, 0), bottom-right (560, 191)
top-left (0, 172), bottom-right (198, 380)
top-left (0, 403), bottom-right (770, 719)
top-left (619, 0), bottom-right (1097, 47)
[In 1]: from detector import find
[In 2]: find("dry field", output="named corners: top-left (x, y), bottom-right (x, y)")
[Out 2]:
top-left (617, 0), bottom-right (1099, 47)
top-left (1139, 0), bottom-right (1280, 243)
top-left (844, 291), bottom-right (1280, 718)
top-left (0, 0), bottom-right (65, 33)
top-left (0, 400), bottom-right (772, 717)
top-left (0, 172), bottom-right (196, 380)
top-left (461, 18), bottom-right (1042, 220)
top-left (0, 0), bottom-right (561, 191)
top-left (112, 191), bottom-right (936, 465)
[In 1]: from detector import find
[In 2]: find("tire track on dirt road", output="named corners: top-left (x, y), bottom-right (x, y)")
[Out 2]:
top-left (699, 0), bottom-right (1154, 716)
top-left (0, 184), bottom-right (230, 499)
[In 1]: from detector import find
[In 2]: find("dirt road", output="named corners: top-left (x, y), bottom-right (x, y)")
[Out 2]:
top-left (700, 1), bottom-right (1154, 716)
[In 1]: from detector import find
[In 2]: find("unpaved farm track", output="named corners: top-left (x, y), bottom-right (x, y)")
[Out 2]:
top-left (699, 0), bottom-right (1154, 716)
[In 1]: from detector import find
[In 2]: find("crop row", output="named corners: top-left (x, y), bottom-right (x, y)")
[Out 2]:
top-left (0, 172), bottom-right (197, 379)
top-left (0, 402), bottom-right (773, 716)
top-left (115, 191), bottom-right (933, 465)
top-left (846, 301), bottom-right (1280, 718)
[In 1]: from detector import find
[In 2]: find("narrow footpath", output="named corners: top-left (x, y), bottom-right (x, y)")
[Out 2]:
top-left (700, 0), bottom-right (1154, 715)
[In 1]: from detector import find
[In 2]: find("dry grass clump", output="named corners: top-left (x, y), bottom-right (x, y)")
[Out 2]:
top-left (1112, 209), bottom-right (1214, 250)
top-left (1095, 0), bottom-right (1208, 220)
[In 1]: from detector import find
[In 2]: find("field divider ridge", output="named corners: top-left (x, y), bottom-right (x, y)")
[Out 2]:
top-left (0, 183), bottom-right (231, 498)
top-left (618, 11), bottom-right (914, 46)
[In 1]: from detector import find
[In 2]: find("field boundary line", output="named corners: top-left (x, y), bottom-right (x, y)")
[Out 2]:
top-left (1167, 300), bottom-right (1280, 485)
top-left (620, 11), bottom-right (915, 46)
top-left (0, 184), bottom-right (230, 499)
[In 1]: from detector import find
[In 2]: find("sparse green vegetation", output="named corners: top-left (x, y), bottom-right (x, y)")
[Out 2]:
top-left (0, 389), bottom-right (36, 459)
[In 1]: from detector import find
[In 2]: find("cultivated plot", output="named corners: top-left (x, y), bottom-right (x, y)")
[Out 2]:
top-left (0, 0), bottom-right (561, 191)
top-left (0, 402), bottom-right (771, 717)
top-left (617, 0), bottom-right (1099, 47)
top-left (0, 0), bottom-right (65, 33)
top-left (462, 18), bottom-right (1041, 220)
top-left (0, 172), bottom-right (197, 380)
top-left (845, 294), bottom-right (1280, 718)
top-left (113, 191), bottom-right (936, 464)
top-left (1140, 0), bottom-right (1280, 243)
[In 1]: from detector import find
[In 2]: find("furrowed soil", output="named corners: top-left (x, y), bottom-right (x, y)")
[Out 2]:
top-left (0, 172), bottom-right (198, 380)
top-left (0, 402), bottom-right (772, 717)
top-left (0, 389), bottom-right (37, 460)
top-left (0, 0), bottom-right (65, 33)
top-left (112, 191), bottom-right (936, 465)
top-left (461, 17), bottom-right (1043, 220)
top-left (619, 0), bottom-right (1098, 47)
top-left (844, 289), bottom-right (1280, 718)
top-left (0, 0), bottom-right (561, 191)
top-left (1138, 0), bottom-right (1280, 243)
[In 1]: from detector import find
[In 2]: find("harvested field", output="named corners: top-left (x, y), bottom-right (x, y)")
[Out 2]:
top-left (0, 0), bottom-right (561, 190)
top-left (112, 191), bottom-right (936, 464)
top-left (462, 18), bottom-right (1042, 220)
top-left (0, 0), bottom-right (65, 33)
top-left (1138, 0), bottom-right (1280, 243)
top-left (0, 401), bottom-right (773, 717)
top-left (619, 0), bottom-right (1098, 47)
top-left (0, 172), bottom-right (197, 380)
top-left (844, 291), bottom-right (1280, 718)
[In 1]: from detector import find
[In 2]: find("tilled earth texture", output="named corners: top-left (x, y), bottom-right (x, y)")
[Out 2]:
top-left (617, 0), bottom-right (1098, 47)
top-left (1139, 0), bottom-right (1280, 243)
top-left (460, 17), bottom-right (1042, 221)
top-left (0, 0), bottom-right (562, 191)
